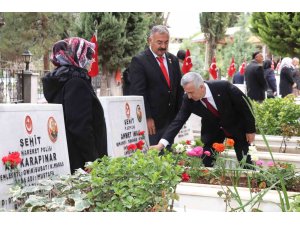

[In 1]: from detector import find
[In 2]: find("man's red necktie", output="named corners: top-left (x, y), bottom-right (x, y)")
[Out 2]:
top-left (157, 56), bottom-right (170, 88)
top-left (202, 97), bottom-right (232, 137)
top-left (201, 97), bottom-right (219, 117)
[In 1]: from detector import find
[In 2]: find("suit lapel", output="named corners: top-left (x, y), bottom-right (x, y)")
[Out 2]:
top-left (206, 82), bottom-right (224, 116)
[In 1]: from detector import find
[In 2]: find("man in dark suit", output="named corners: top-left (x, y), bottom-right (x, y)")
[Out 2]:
top-left (152, 72), bottom-right (256, 167)
top-left (245, 51), bottom-right (267, 102)
top-left (127, 25), bottom-right (183, 145)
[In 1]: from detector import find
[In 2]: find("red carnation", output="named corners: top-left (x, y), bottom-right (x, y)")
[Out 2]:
top-left (181, 172), bottom-right (190, 182)
top-left (136, 140), bottom-right (145, 150)
top-left (127, 144), bottom-right (137, 151)
top-left (138, 130), bottom-right (145, 136)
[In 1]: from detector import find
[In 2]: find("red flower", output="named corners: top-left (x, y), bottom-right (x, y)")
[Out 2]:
top-left (138, 131), bottom-right (145, 136)
top-left (2, 152), bottom-right (22, 169)
top-left (212, 143), bottom-right (225, 153)
top-left (226, 138), bottom-right (235, 147)
top-left (181, 172), bottom-right (190, 182)
top-left (127, 144), bottom-right (137, 151)
top-left (186, 140), bottom-right (191, 145)
top-left (136, 140), bottom-right (145, 150)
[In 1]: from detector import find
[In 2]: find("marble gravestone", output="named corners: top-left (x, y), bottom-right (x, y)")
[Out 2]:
top-left (99, 96), bottom-right (150, 157)
top-left (0, 104), bottom-right (70, 209)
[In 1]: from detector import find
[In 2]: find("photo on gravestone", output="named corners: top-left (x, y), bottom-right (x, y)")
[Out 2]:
top-left (0, 104), bottom-right (70, 210)
top-left (99, 96), bottom-right (150, 158)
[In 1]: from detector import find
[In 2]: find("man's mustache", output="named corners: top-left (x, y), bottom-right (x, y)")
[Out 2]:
top-left (158, 48), bottom-right (167, 51)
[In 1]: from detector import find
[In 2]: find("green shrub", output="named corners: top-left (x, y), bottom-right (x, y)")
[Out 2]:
top-left (253, 96), bottom-right (300, 136)
top-left (88, 150), bottom-right (183, 212)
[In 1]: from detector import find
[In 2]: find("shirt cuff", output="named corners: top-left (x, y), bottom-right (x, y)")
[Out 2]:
top-left (159, 139), bottom-right (169, 148)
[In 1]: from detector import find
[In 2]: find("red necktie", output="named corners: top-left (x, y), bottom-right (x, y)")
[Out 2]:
top-left (157, 56), bottom-right (170, 88)
top-left (201, 97), bottom-right (219, 117)
top-left (202, 98), bottom-right (232, 137)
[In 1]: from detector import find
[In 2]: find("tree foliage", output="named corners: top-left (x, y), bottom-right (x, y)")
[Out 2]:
top-left (220, 13), bottom-right (256, 78)
top-left (251, 12), bottom-right (300, 56)
top-left (78, 12), bottom-right (163, 75)
top-left (0, 12), bottom-right (76, 69)
top-left (199, 12), bottom-right (240, 78)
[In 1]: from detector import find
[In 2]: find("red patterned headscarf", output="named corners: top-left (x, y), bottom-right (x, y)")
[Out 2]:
top-left (51, 37), bottom-right (95, 69)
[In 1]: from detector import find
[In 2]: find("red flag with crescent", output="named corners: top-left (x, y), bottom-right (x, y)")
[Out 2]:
top-left (182, 49), bottom-right (193, 74)
top-left (209, 56), bottom-right (218, 80)
top-left (227, 57), bottom-right (236, 77)
top-left (239, 60), bottom-right (246, 75)
top-left (88, 34), bottom-right (99, 77)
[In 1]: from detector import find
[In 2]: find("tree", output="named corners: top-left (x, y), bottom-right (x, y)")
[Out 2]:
top-left (199, 12), bottom-right (232, 79)
top-left (78, 12), bottom-right (163, 95)
top-left (220, 13), bottom-right (256, 79)
top-left (251, 12), bottom-right (300, 56)
top-left (0, 12), bottom-right (75, 70)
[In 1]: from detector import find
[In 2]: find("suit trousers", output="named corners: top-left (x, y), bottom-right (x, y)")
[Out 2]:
top-left (202, 129), bottom-right (253, 168)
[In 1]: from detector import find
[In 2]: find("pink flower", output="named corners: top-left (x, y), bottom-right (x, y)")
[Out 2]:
top-left (267, 161), bottom-right (275, 167)
top-left (256, 160), bottom-right (264, 166)
top-left (187, 146), bottom-right (203, 157)
top-left (203, 151), bottom-right (211, 157)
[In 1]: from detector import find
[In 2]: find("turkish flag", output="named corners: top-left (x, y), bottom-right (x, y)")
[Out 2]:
top-left (209, 56), bottom-right (218, 80)
top-left (227, 57), bottom-right (236, 77)
top-left (239, 60), bottom-right (246, 75)
top-left (88, 34), bottom-right (99, 77)
top-left (182, 49), bottom-right (193, 74)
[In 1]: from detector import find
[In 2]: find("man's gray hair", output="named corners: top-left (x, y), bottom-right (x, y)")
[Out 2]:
top-left (150, 25), bottom-right (169, 37)
top-left (181, 72), bottom-right (204, 88)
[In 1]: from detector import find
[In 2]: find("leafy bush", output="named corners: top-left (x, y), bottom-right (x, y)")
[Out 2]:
top-left (87, 150), bottom-right (183, 212)
top-left (252, 96), bottom-right (300, 136)
top-left (9, 169), bottom-right (92, 212)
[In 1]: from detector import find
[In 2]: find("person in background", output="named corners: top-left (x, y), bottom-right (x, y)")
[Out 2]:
top-left (292, 57), bottom-right (300, 96)
top-left (151, 72), bottom-right (256, 167)
top-left (126, 25), bottom-right (183, 146)
top-left (232, 69), bottom-right (244, 84)
top-left (279, 57), bottom-right (297, 98)
top-left (42, 37), bottom-right (107, 173)
top-left (177, 49), bottom-right (186, 75)
top-left (263, 59), bottom-right (277, 98)
top-left (245, 51), bottom-right (267, 102)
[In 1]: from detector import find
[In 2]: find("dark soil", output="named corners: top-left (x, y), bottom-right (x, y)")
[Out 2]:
top-left (194, 176), bottom-right (300, 193)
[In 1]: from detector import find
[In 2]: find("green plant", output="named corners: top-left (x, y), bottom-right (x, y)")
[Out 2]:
top-left (289, 195), bottom-right (300, 212)
top-left (9, 169), bottom-right (92, 212)
top-left (252, 96), bottom-right (300, 136)
top-left (88, 150), bottom-right (183, 212)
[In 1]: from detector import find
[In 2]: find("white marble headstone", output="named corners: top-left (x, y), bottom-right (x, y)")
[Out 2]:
top-left (99, 96), bottom-right (149, 157)
top-left (0, 104), bottom-right (70, 210)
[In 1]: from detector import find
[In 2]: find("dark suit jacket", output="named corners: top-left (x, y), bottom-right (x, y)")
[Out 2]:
top-left (245, 60), bottom-right (267, 101)
top-left (127, 48), bottom-right (183, 129)
top-left (162, 81), bottom-right (256, 146)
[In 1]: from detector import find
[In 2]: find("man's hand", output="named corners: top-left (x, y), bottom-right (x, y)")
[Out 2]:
top-left (150, 143), bottom-right (165, 151)
top-left (147, 118), bottom-right (156, 135)
top-left (246, 133), bottom-right (255, 144)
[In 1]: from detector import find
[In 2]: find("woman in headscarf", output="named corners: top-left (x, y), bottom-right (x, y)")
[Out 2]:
top-left (279, 57), bottom-right (296, 98)
top-left (263, 59), bottom-right (277, 98)
top-left (42, 37), bottom-right (107, 173)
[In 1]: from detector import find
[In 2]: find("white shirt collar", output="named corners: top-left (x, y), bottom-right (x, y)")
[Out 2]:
top-left (149, 46), bottom-right (166, 59)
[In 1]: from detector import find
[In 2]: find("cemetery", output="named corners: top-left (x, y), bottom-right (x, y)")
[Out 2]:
top-left (0, 12), bottom-right (300, 214)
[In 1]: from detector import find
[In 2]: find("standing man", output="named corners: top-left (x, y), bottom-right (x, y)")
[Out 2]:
top-left (152, 72), bottom-right (256, 167)
top-left (292, 57), bottom-right (300, 96)
top-left (127, 25), bottom-right (183, 145)
top-left (245, 51), bottom-right (267, 102)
